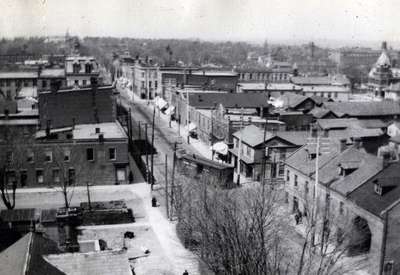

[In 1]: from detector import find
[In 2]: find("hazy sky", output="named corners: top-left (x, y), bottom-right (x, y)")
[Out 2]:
top-left (1, 0), bottom-right (399, 45)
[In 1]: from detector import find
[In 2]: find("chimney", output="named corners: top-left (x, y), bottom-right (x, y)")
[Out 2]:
top-left (382, 41), bottom-right (388, 51)
top-left (339, 139), bottom-right (347, 152)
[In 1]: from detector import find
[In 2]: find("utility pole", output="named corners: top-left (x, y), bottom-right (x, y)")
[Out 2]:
top-left (150, 107), bottom-right (156, 190)
top-left (261, 121), bottom-right (268, 186)
top-left (186, 86), bottom-right (190, 144)
top-left (236, 108), bottom-right (244, 186)
top-left (86, 181), bottom-right (92, 211)
top-left (171, 142), bottom-right (177, 218)
top-left (165, 154), bottom-right (169, 219)
top-left (145, 123), bottom-right (149, 183)
top-left (138, 121), bottom-right (141, 140)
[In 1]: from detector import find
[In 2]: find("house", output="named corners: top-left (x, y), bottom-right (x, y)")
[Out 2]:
top-left (177, 153), bottom-right (234, 188)
top-left (235, 64), bottom-right (294, 83)
top-left (0, 232), bottom-right (64, 275)
top-left (0, 71), bottom-right (38, 102)
top-left (284, 138), bottom-right (400, 274)
top-left (229, 125), bottom-right (309, 183)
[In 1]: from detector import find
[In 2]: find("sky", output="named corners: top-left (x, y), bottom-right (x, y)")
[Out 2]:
top-left (1, 0), bottom-right (400, 47)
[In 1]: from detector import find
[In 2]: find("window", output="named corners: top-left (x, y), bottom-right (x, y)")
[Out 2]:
top-left (149, 81), bottom-right (152, 88)
top-left (85, 63), bottom-right (92, 73)
top-left (334, 92), bottom-right (338, 98)
top-left (73, 63), bottom-right (81, 73)
top-left (20, 171), bottom-right (27, 187)
top-left (27, 150), bottom-right (34, 163)
top-left (155, 80), bottom-right (158, 89)
top-left (246, 146), bottom-right (251, 156)
top-left (68, 168), bottom-right (75, 185)
top-left (305, 181), bottom-right (309, 194)
top-left (45, 151), bottom-right (53, 162)
top-left (52, 169), bottom-right (60, 183)
top-left (141, 81), bottom-right (145, 89)
top-left (294, 175), bottom-right (298, 186)
top-left (64, 149), bottom-right (71, 162)
top-left (6, 151), bottom-right (13, 163)
top-left (86, 148), bottom-right (94, 161)
top-left (6, 170), bottom-right (16, 185)
top-left (339, 201), bottom-right (344, 215)
top-left (109, 148), bottom-right (116, 160)
top-left (278, 164), bottom-right (285, 176)
top-left (6, 90), bottom-right (11, 100)
top-left (279, 149), bottom-right (286, 160)
top-left (286, 170), bottom-right (290, 181)
top-left (24, 80), bottom-right (29, 87)
top-left (285, 192), bottom-right (289, 203)
top-left (42, 80), bottom-right (48, 88)
top-left (82, 79), bottom-right (87, 86)
top-left (5, 80), bottom-right (10, 87)
top-left (74, 80), bottom-right (79, 85)
top-left (36, 169), bottom-right (44, 184)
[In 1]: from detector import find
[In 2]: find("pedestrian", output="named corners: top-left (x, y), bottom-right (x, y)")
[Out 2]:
top-left (183, 270), bottom-right (189, 275)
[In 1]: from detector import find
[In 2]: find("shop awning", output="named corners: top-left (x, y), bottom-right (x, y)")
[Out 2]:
top-left (212, 141), bottom-right (228, 155)
top-left (164, 106), bottom-right (175, 115)
top-left (186, 122), bottom-right (197, 132)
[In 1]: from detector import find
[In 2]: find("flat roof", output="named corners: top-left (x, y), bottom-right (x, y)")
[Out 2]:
top-left (0, 71), bottom-right (38, 79)
top-left (40, 68), bottom-right (65, 78)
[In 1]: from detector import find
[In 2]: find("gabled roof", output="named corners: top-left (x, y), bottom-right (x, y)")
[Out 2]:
top-left (278, 93), bottom-right (311, 109)
top-left (348, 161), bottom-right (400, 217)
top-left (309, 107), bottom-right (335, 119)
top-left (45, 250), bottom-right (131, 275)
top-left (319, 147), bottom-right (383, 195)
top-left (232, 125), bottom-right (273, 147)
top-left (323, 101), bottom-right (400, 117)
top-left (232, 125), bottom-right (308, 148)
top-left (0, 233), bottom-right (64, 275)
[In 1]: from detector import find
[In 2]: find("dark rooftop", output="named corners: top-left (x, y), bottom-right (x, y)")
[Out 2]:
top-left (188, 92), bottom-right (270, 109)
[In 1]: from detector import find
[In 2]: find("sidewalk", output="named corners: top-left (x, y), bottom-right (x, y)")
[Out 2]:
top-left (118, 82), bottom-right (214, 159)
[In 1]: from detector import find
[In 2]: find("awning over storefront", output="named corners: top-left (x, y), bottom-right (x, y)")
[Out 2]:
top-left (154, 97), bottom-right (168, 109)
top-left (186, 122), bottom-right (197, 132)
top-left (164, 106), bottom-right (175, 115)
top-left (212, 141), bottom-right (228, 155)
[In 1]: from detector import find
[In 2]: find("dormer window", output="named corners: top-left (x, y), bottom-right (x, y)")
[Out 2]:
top-left (374, 179), bottom-right (382, 196)
top-left (338, 162), bottom-right (359, 176)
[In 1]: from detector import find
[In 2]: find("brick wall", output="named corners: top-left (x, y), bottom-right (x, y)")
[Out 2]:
top-left (39, 87), bottom-right (116, 128)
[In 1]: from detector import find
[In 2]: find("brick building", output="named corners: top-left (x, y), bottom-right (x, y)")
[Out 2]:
top-left (38, 84), bottom-right (117, 129)
top-left (0, 122), bottom-right (129, 187)
top-left (284, 139), bottom-right (400, 274)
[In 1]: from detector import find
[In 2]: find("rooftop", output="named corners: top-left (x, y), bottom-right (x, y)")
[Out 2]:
top-left (0, 233), bottom-right (63, 275)
top-left (0, 71), bottom-right (38, 79)
top-left (188, 92), bottom-right (270, 109)
top-left (348, 161), bottom-right (400, 217)
top-left (323, 101), bottom-right (400, 117)
top-left (35, 122), bottom-right (127, 140)
top-left (45, 250), bottom-right (131, 275)
top-left (40, 68), bottom-right (66, 78)
top-left (178, 153), bottom-right (234, 170)
top-left (291, 75), bottom-right (350, 86)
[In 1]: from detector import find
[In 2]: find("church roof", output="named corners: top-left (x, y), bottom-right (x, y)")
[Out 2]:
top-left (376, 51), bottom-right (391, 67)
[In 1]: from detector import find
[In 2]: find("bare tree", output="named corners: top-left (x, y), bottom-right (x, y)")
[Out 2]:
top-left (0, 127), bottom-right (34, 209)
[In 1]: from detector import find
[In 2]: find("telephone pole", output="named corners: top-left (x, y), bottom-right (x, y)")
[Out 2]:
top-left (150, 107), bottom-right (156, 190)
top-left (165, 154), bottom-right (169, 219)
